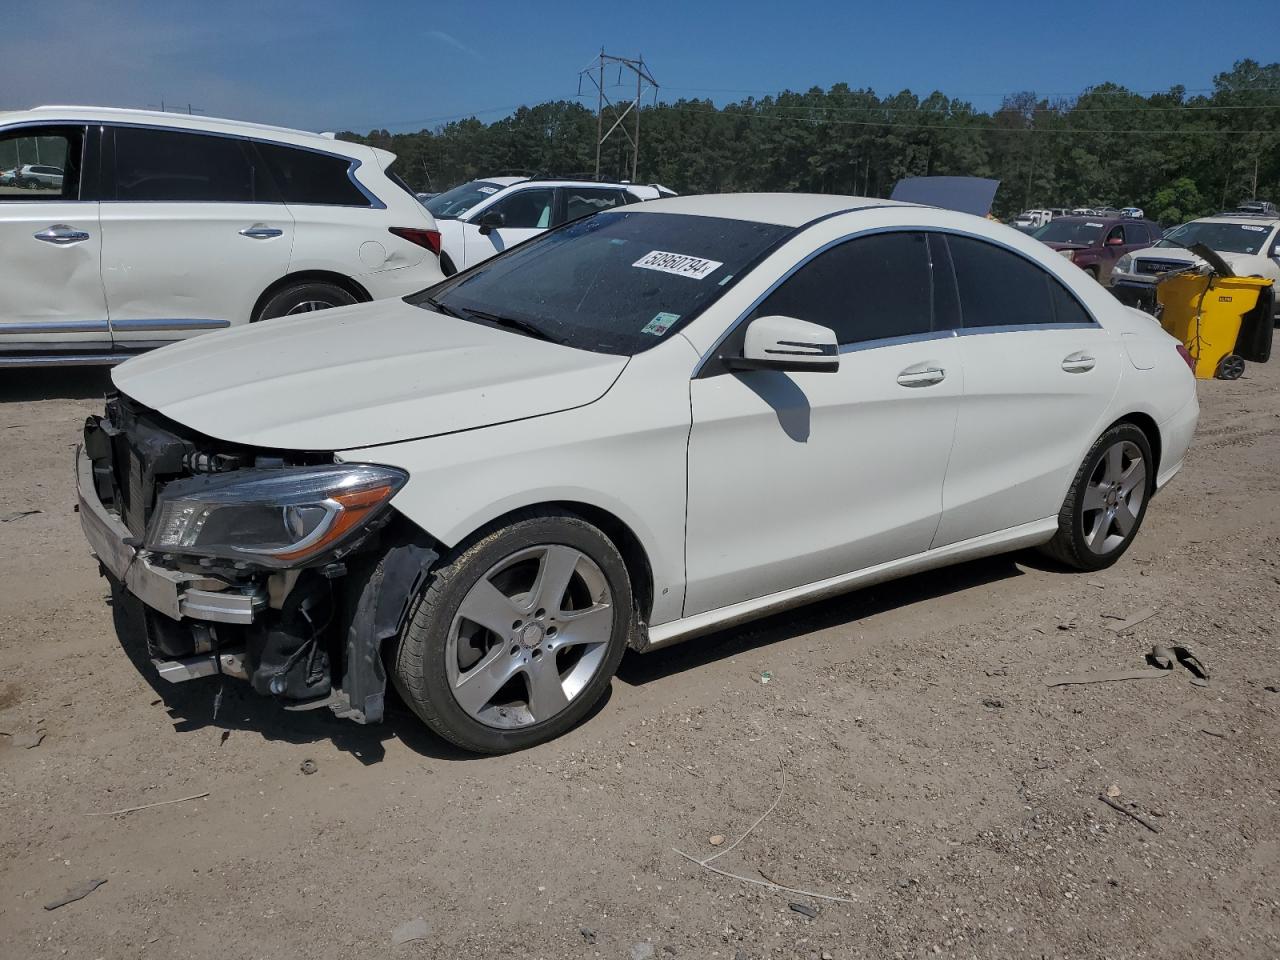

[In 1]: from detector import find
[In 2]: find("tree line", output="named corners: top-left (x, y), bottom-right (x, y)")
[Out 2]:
top-left (345, 59), bottom-right (1280, 224)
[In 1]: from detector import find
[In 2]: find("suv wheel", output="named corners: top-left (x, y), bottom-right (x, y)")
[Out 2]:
top-left (392, 513), bottom-right (634, 754)
top-left (1039, 423), bottom-right (1153, 571)
top-left (253, 281), bottom-right (357, 321)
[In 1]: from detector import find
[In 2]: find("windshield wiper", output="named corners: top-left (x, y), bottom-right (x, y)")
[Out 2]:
top-left (463, 308), bottom-right (562, 344)
top-left (421, 296), bottom-right (469, 320)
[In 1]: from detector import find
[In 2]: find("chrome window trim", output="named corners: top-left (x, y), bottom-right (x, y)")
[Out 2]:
top-left (693, 222), bottom-right (1101, 378)
top-left (838, 328), bottom-right (957, 355)
top-left (81, 119), bottom-right (385, 209)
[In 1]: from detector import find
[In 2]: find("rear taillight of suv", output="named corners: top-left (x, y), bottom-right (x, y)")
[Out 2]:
top-left (389, 227), bottom-right (442, 256)
top-left (1175, 343), bottom-right (1196, 373)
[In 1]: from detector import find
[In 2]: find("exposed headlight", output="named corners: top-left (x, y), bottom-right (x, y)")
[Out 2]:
top-left (147, 464), bottom-right (407, 567)
top-left (1058, 249), bottom-right (1075, 262)
top-left (1115, 254), bottom-right (1134, 274)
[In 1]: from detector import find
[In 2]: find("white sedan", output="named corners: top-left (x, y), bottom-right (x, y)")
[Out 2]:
top-left (78, 193), bottom-right (1199, 753)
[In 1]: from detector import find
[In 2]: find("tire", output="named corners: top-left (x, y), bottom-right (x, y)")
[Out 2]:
top-left (1038, 423), bottom-right (1154, 571)
top-left (392, 511), bottom-right (635, 754)
top-left (1215, 354), bottom-right (1245, 380)
top-left (253, 281), bottom-right (357, 322)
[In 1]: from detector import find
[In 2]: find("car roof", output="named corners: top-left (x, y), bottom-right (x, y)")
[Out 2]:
top-left (1191, 214), bottom-right (1280, 226)
top-left (8, 105), bottom-right (372, 159)
top-left (624, 192), bottom-right (912, 227)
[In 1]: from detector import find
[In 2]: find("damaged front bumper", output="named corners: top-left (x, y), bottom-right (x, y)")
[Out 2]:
top-left (77, 445), bottom-right (267, 626)
top-left (78, 405), bottom-right (439, 726)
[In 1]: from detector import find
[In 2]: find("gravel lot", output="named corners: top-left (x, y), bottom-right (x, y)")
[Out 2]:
top-left (1, 361), bottom-right (1278, 960)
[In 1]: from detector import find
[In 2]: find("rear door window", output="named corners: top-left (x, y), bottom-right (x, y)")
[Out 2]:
top-left (0, 126), bottom-right (83, 201)
top-left (1123, 222), bottom-right (1150, 245)
top-left (111, 127), bottom-right (266, 202)
top-left (749, 232), bottom-right (936, 346)
top-left (252, 142), bottom-right (369, 206)
top-left (561, 187), bottom-right (627, 224)
top-left (946, 235), bottom-right (1065, 328)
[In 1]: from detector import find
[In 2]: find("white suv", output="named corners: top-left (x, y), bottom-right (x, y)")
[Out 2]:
top-left (1110, 207), bottom-right (1280, 319)
top-left (425, 176), bottom-right (674, 274)
top-left (0, 106), bottom-right (445, 367)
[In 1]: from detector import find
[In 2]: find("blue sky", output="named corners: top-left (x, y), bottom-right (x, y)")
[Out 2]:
top-left (3, 0), bottom-right (1277, 132)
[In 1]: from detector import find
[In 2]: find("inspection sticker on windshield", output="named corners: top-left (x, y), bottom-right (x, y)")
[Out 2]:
top-left (633, 250), bottom-right (724, 280)
top-left (477, 186), bottom-right (499, 194)
top-left (1242, 224), bottom-right (1266, 232)
top-left (641, 312), bottom-right (680, 336)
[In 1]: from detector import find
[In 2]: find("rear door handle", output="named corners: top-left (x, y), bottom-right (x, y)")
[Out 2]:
top-left (239, 225), bottom-right (283, 239)
top-left (896, 366), bottom-right (946, 387)
top-left (1062, 351), bottom-right (1096, 373)
top-left (33, 224), bottom-right (90, 245)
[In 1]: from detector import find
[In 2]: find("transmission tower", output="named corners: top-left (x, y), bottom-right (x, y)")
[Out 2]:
top-left (578, 50), bottom-right (658, 181)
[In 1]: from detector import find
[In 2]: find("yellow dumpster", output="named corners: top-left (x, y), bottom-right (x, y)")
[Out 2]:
top-left (1156, 273), bottom-right (1275, 380)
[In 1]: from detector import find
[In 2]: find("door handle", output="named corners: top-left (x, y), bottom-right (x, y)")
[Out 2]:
top-left (1061, 352), bottom-right (1096, 373)
top-left (33, 224), bottom-right (90, 245)
top-left (239, 225), bottom-right (283, 239)
top-left (896, 366), bottom-right (946, 387)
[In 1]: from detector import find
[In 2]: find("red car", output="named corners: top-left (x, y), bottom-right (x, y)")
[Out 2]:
top-left (1031, 216), bottom-right (1163, 283)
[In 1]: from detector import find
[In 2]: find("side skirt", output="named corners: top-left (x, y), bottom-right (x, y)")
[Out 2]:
top-left (639, 517), bottom-right (1058, 651)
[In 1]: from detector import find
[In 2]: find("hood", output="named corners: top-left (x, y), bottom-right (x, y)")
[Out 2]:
top-left (1045, 241), bottom-right (1091, 251)
top-left (111, 299), bottom-right (628, 450)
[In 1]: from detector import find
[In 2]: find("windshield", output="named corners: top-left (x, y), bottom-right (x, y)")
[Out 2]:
top-left (410, 210), bottom-right (791, 355)
top-left (1157, 220), bottom-right (1276, 255)
top-left (424, 180), bottom-right (506, 220)
top-left (1033, 219), bottom-right (1106, 244)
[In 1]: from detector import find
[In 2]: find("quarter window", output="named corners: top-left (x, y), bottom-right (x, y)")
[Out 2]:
top-left (253, 142), bottom-right (369, 206)
top-left (945, 234), bottom-right (1091, 328)
top-left (749, 232), bottom-right (935, 346)
top-left (0, 126), bottom-right (82, 202)
top-left (112, 127), bottom-right (265, 202)
top-left (487, 188), bottom-right (554, 229)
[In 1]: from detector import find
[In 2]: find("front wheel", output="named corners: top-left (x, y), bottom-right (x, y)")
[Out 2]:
top-left (1039, 423), bottom-right (1153, 571)
top-left (392, 513), bottom-right (634, 753)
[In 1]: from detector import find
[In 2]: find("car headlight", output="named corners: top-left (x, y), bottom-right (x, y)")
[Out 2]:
top-left (1115, 254), bottom-right (1134, 274)
top-left (1058, 249), bottom-right (1075, 262)
top-left (146, 464), bottom-right (407, 567)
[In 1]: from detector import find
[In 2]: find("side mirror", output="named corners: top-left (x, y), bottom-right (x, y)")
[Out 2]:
top-left (727, 315), bottom-right (839, 373)
top-left (1107, 235), bottom-right (1125, 246)
top-left (476, 209), bottom-right (505, 235)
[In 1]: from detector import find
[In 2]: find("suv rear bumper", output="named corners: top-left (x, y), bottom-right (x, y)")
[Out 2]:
top-left (76, 444), bottom-right (266, 625)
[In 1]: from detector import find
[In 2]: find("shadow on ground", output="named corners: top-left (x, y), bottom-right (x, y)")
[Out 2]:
top-left (107, 548), bottom-right (1045, 761)
top-left (617, 554), bottom-right (1028, 686)
top-left (0, 368), bottom-right (114, 403)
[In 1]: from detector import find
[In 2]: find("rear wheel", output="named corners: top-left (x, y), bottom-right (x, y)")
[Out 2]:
top-left (1039, 423), bottom-right (1153, 571)
top-left (253, 281), bottom-right (357, 322)
top-left (392, 513), bottom-right (634, 753)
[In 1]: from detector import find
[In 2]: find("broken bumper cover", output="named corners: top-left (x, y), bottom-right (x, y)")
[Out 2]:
top-left (76, 444), bottom-right (267, 626)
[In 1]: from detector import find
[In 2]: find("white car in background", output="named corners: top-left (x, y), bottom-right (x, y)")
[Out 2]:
top-left (1111, 207), bottom-right (1280, 319)
top-left (79, 193), bottom-right (1198, 753)
top-left (0, 106), bottom-right (445, 367)
top-left (425, 176), bottom-right (674, 274)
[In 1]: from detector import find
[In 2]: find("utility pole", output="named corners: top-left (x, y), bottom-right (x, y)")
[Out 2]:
top-left (577, 50), bottom-right (658, 181)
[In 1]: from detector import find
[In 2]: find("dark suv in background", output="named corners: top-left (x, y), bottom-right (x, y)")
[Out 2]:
top-left (1031, 215), bottom-right (1162, 283)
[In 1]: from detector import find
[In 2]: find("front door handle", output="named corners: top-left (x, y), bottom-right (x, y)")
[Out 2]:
top-left (896, 366), bottom-right (946, 387)
top-left (239, 225), bottom-right (283, 239)
top-left (1062, 351), bottom-right (1096, 373)
top-left (33, 224), bottom-right (90, 245)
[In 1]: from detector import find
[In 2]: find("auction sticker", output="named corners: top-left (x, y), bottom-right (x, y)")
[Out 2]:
top-left (641, 312), bottom-right (680, 336)
top-left (633, 250), bottom-right (723, 280)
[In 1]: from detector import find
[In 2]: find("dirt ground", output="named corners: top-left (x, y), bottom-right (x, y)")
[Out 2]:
top-left (1, 360), bottom-right (1278, 960)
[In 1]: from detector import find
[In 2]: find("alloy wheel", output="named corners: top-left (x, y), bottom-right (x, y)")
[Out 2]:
top-left (1081, 439), bottom-right (1146, 555)
top-left (446, 544), bottom-right (614, 729)
top-left (285, 300), bottom-right (334, 315)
